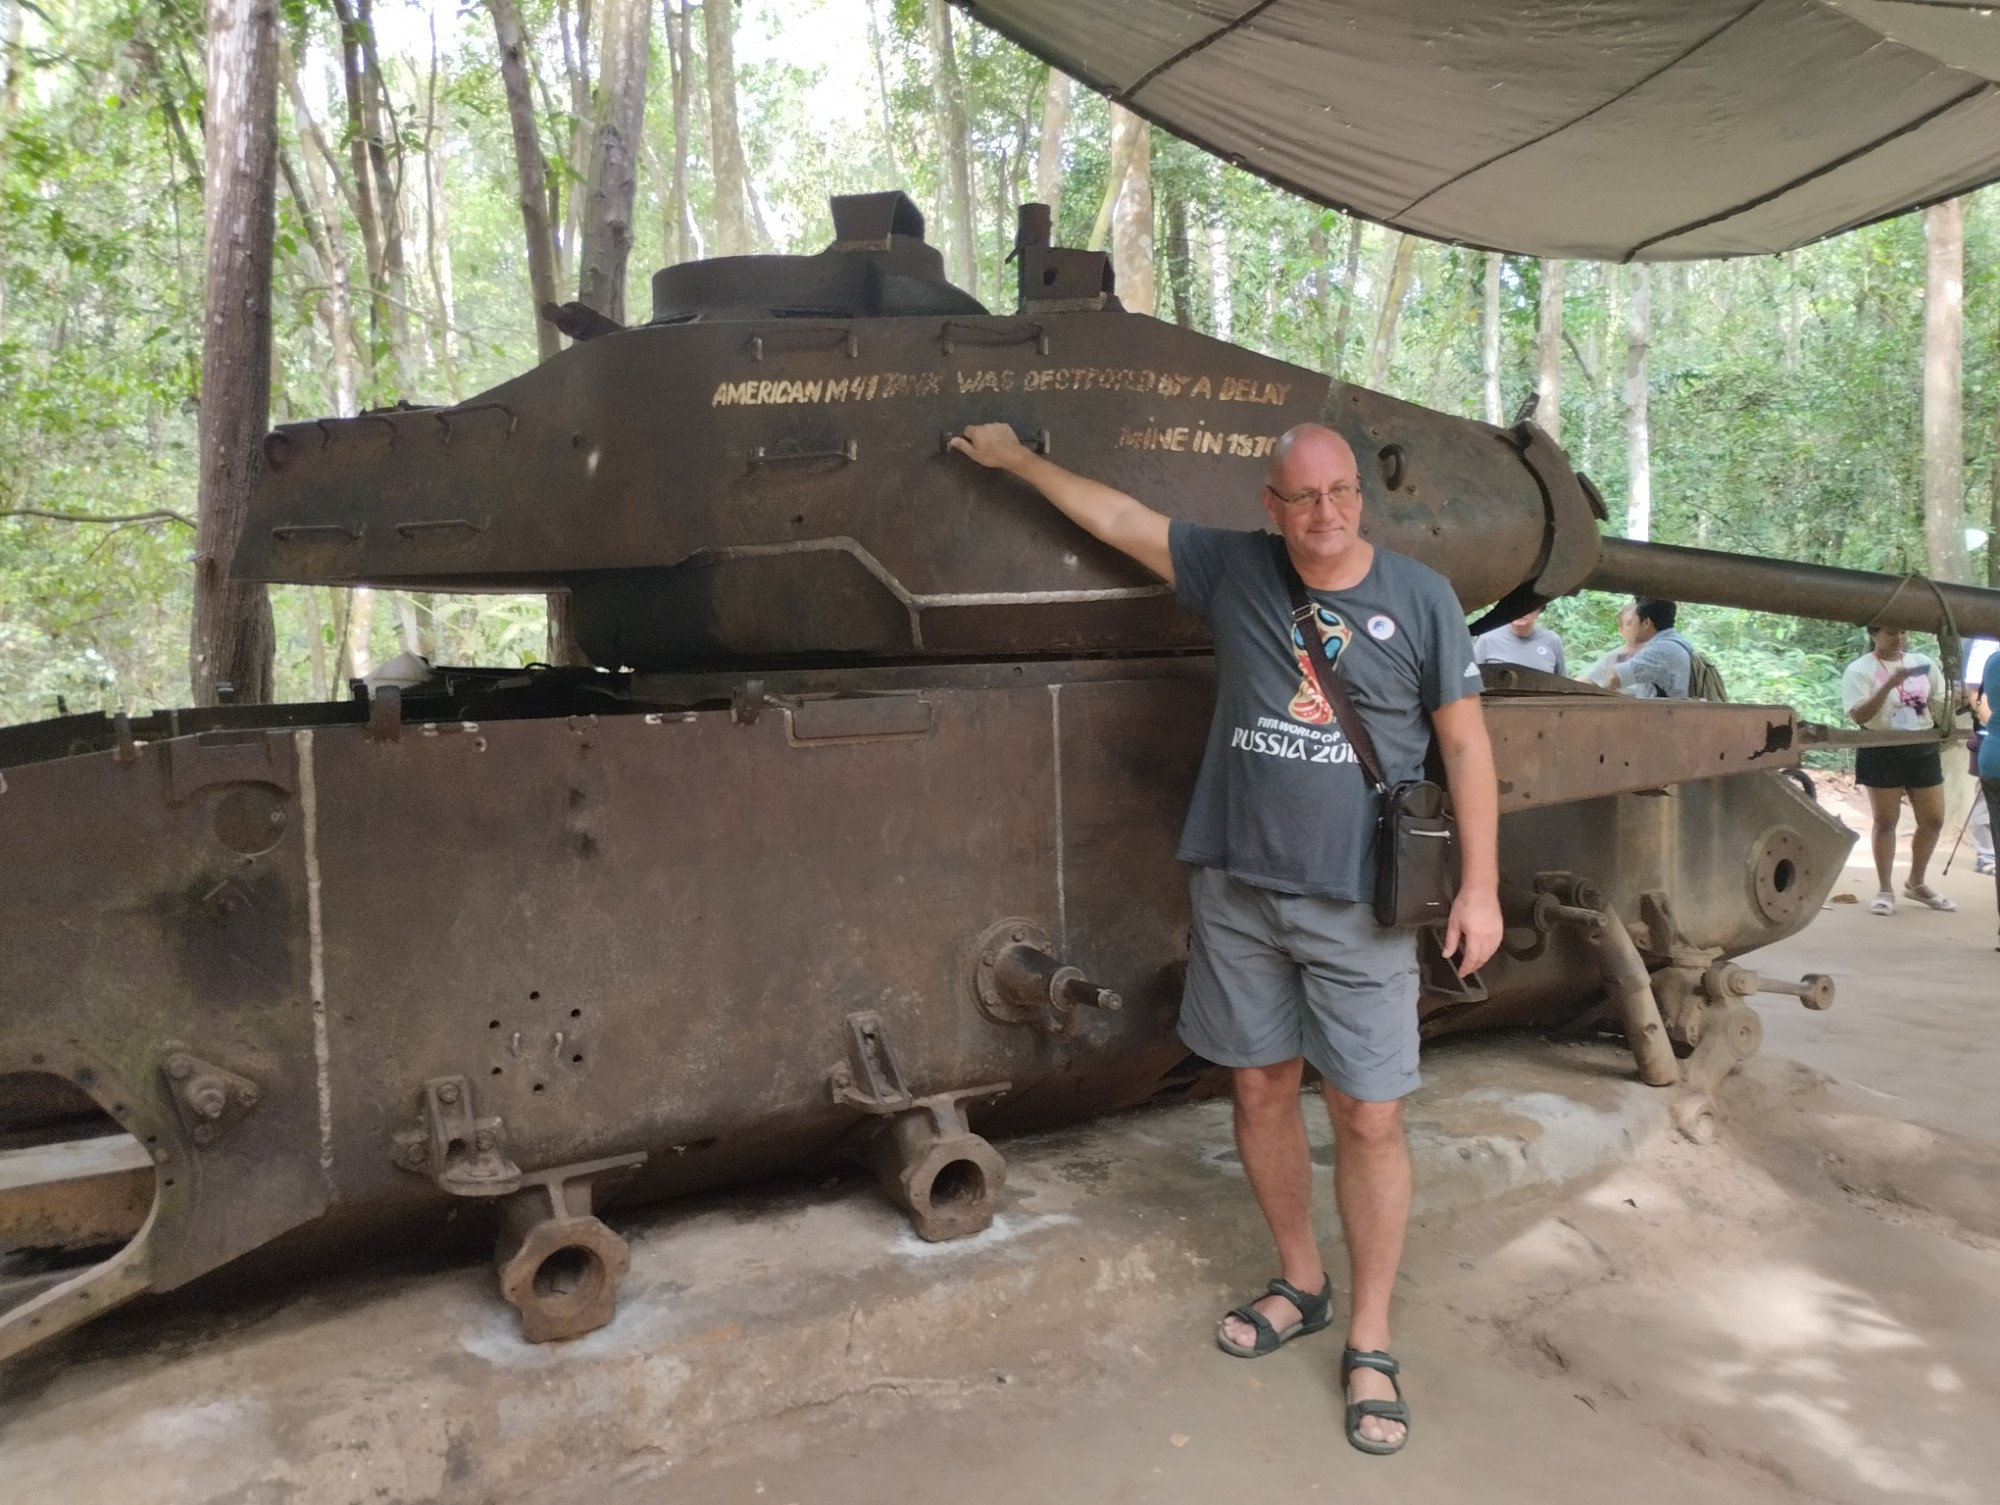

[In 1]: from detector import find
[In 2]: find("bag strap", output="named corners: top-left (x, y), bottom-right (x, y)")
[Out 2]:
top-left (1273, 537), bottom-right (1388, 794)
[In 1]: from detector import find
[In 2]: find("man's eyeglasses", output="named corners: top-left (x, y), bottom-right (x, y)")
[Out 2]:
top-left (1265, 482), bottom-right (1362, 510)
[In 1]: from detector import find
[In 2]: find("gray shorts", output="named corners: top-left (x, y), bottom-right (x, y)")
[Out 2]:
top-left (1178, 865), bottom-right (1421, 1102)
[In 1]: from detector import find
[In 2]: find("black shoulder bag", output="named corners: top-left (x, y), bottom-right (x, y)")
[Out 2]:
top-left (1278, 547), bottom-right (1459, 929)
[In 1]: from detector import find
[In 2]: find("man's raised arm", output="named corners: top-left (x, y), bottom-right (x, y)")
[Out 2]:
top-left (950, 422), bottom-right (1174, 584)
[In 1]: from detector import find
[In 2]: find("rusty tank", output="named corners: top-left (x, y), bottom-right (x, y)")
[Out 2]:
top-left (4, 191), bottom-right (1997, 1361)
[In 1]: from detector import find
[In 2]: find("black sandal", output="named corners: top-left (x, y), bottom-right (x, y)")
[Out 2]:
top-left (1214, 1274), bottom-right (1333, 1357)
top-left (1342, 1348), bottom-right (1410, 1455)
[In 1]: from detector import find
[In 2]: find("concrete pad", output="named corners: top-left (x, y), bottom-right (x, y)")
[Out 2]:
top-left (0, 1038), bottom-right (1666, 1505)
top-left (621, 1058), bottom-right (2000, 1505)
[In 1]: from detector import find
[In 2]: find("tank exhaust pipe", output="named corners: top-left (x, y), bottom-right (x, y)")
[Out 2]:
top-left (1532, 879), bottom-right (1679, 1088)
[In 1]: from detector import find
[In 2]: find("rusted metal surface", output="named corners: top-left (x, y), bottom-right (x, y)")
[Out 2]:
top-left (230, 199), bottom-right (1601, 669)
top-left (1482, 691), bottom-right (1798, 810)
top-left (0, 1137), bottom-right (153, 1251)
top-left (6, 189), bottom-right (1974, 1360)
top-left (0, 660), bottom-right (1851, 1358)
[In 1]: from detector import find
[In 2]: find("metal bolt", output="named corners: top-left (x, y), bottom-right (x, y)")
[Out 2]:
top-left (436, 1082), bottom-right (461, 1106)
top-left (190, 1082), bottom-right (226, 1119)
top-left (166, 1057), bottom-right (193, 1081)
top-left (192, 1123), bottom-right (216, 1146)
top-left (474, 1129), bottom-right (495, 1152)
top-left (237, 1085), bottom-right (258, 1108)
top-left (1011, 928), bottom-right (1027, 943)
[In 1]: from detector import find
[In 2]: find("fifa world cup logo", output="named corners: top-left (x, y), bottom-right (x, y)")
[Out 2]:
top-left (1288, 605), bottom-right (1353, 725)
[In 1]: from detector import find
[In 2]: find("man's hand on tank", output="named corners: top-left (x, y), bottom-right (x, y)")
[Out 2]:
top-left (1443, 887), bottom-right (1503, 977)
top-left (949, 422), bottom-right (1034, 471)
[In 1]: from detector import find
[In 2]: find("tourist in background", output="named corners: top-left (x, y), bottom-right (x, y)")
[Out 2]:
top-left (1976, 637), bottom-right (2000, 948)
top-left (1964, 638), bottom-right (1995, 878)
top-left (1474, 607), bottom-right (1567, 676)
top-left (1605, 598), bottom-right (1695, 698)
top-left (1842, 626), bottom-right (1952, 916)
top-left (1579, 602), bottom-right (1639, 688)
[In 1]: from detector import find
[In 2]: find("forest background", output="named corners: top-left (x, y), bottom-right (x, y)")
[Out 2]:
top-left (2, 0), bottom-right (1996, 729)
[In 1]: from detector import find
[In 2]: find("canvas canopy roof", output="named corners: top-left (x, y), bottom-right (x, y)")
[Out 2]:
top-left (963, 0), bottom-right (2000, 260)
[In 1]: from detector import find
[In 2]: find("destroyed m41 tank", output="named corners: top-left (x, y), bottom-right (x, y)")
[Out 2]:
top-left (4, 191), bottom-right (1997, 1361)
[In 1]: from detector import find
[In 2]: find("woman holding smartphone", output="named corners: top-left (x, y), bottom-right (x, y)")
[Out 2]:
top-left (1842, 626), bottom-right (1952, 915)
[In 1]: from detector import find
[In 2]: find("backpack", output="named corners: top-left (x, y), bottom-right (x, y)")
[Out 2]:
top-left (1677, 641), bottom-right (1729, 702)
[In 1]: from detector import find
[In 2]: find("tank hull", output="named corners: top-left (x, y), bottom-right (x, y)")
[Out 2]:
top-left (0, 665), bottom-right (1850, 1357)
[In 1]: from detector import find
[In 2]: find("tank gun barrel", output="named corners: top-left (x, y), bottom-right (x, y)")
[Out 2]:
top-left (1583, 536), bottom-right (2000, 640)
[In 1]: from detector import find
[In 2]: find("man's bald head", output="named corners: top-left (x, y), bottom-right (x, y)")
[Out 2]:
top-left (1260, 422), bottom-right (1369, 578)
top-left (1266, 423), bottom-right (1357, 491)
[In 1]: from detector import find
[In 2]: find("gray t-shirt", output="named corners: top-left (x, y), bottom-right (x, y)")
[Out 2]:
top-left (1474, 623), bottom-right (1567, 676)
top-left (1620, 627), bottom-right (1695, 698)
top-left (1169, 522), bottom-right (1481, 902)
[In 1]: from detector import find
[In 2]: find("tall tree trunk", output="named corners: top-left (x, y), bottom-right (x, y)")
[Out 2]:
top-left (489, 0), bottom-right (564, 362)
top-left (1161, 183), bottom-right (1193, 328)
top-left (282, 50), bottom-right (364, 414)
top-left (1330, 218), bottom-right (1362, 382)
top-left (864, 0), bottom-right (904, 187)
top-left (1624, 263), bottom-right (1652, 542)
top-left (394, 591), bottom-right (425, 657)
top-left (1536, 259), bottom-right (1565, 444)
top-left (1368, 233), bottom-right (1416, 390)
top-left (1482, 252), bottom-right (1502, 425)
top-left (1307, 225), bottom-right (1331, 371)
top-left (356, 4), bottom-right (417, 396)
top-left (190, 0), bottom-right (278, 705)
top-left (2, 0), bottom-right (22, 120)
top-left (1924, 198), bottom-right (1968, 582)
top-left (329, 0), bottom-right (386, 372)
top-left (422, 12), bottom-right (461, 400)
top-left (1208, 219), bottom-right (1232, 343)
top-left (577, 0), bottom-right (649, 321)
top-left (1086, 108), bottom-right (1137, 254)
top-left (662, 0), bottom-right (696, 263)
top-left (1109, 110), bottom-right (1153, 316)
top-left (328, 586), bottom-right (355, 687)
top-left (347, 586), bottom-right (375, 678)
top-left (705, 0), bottom-right (752, 256)
top-left (555, 0), bottom-right (594, 278)
top-left (926, 0), bottom-right (976, 291)
top-left (277, 143), bottom-right (358, 417)
top-left (1034, 67), bottom-right (1068, 224)
top-left (491, 0), bottom-right (585, 658)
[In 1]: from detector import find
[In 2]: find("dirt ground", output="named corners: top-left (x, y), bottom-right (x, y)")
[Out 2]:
top-left (582, 848), bottom-right (2000, 1505)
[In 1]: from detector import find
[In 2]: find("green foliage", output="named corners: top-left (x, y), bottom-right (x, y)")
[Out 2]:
top-left (0, 0), bottom-right (1992, 727)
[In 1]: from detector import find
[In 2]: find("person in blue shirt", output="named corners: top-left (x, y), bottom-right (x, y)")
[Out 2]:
top-left (1605, 598), bottom-right (1695, 698)
top-left (1965, 638), bottom-right (1995, 877)
top-left (1978, 640), bottom-right (2000, 948)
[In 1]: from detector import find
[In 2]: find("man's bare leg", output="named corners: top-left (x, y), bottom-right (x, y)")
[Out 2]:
top-left (1218, 1059), bottom-right (1326, 1349)
top-left (1328, 1088), bottom-right (1411, 1449)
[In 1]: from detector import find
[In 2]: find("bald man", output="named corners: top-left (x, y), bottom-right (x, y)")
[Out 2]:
top-left (951, 421), bottom-right (1502, 1456)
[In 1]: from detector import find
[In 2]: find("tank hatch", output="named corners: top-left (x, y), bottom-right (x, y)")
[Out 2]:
top-left (649, 190), bottom-right (988, 323)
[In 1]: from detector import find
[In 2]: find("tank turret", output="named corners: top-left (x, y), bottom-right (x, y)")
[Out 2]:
top-left (234, 192), bottom-right (2000, 664)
